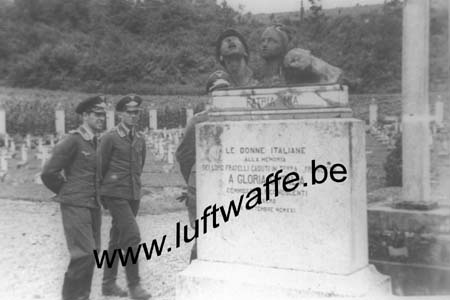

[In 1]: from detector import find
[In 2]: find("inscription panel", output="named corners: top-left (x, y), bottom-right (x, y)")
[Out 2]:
top-left (211, 84), bottom-right (348, 110)
top-left (196, 119), bottom-right (366, 274)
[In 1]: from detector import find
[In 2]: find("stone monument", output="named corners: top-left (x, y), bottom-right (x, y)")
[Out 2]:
top-left (367, 1), bottom-right (450, 293)
top-left (176, 84), bottom-right (391, 300)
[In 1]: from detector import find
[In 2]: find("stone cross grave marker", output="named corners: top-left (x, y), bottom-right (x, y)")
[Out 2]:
top-left (21, 144), bottom-right (28, 163)
top-left (25, 134), bottom-right (32, 149)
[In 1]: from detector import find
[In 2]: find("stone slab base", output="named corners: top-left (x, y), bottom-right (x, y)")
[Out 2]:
top-left (368, 202), bottom-right (450, 267)
top-left (371, 260), bottom-right (450, 296)
top-left (176, 260), bottom-right (391, 300)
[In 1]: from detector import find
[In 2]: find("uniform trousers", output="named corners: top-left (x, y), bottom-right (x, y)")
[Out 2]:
top-left (102, 197), bottom-right (141, 288)
top-left (60, 204), bottom-right (101, 300)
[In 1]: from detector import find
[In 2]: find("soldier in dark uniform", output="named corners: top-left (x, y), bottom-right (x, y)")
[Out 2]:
top-left (98, 95), bottom-right (151, 300)
top-left (176, 110), bottom-right (208, 262)
top-left (177, 29), bottom-right (255, 262)
top-left (41, 95), bottom-right (107, 300)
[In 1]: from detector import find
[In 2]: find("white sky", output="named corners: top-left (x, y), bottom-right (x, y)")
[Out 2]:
top-left (225, 0), bottom-right (386, 14)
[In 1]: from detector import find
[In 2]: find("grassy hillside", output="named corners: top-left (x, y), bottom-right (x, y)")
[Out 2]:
top-left (0, 0), bottom-right (447, 95)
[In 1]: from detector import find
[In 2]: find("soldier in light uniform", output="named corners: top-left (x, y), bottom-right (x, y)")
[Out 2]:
top-left (98, 95), bottom-right (151, 300)
top-left (41, 96), bottom-right (107, 300)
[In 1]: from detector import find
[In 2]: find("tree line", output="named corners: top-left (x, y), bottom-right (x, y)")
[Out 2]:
top-left (0, 0), bottom-right (447, 95)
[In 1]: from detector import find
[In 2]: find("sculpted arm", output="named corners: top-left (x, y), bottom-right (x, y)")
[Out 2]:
top-left (310, 55), bottom-right (342, 83)
top-left (284, 48), bottom-right (342, 84)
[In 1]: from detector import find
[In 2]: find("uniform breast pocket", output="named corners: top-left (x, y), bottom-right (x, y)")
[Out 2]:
top-left (78, 148), bottom-right (96, 167)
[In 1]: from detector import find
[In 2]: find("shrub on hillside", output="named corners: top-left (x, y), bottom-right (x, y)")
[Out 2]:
top-left (1, 90), bottom-right (209, 135)
top-left (8, 41), bottom-right (81, 89)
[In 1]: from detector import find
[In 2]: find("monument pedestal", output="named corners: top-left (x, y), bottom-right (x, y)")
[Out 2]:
top-left (176, 85), bottom-right (391, 300)
top-left (178, 261), bottom-right (390, 300)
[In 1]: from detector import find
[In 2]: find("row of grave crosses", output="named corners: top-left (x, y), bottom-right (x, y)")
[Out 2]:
top-left (0, 101), bottom-right (191, 182)
top-left (145, 128), bottom-right (184, 164)
top-left (1, 98), bottom-right (447, 183)
top-left (0, 134), bottom-right (53, 183)
top-left (0, 127), bottom-right (185, 183)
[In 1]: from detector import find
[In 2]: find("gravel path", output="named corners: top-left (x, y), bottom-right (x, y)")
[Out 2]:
top-left (0, 199), bottom-right (191, 300)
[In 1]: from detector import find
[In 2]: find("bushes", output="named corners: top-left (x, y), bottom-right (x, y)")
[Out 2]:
top-left (0, 87), bottom-right (209, 135)
top-left (8, 41), bottom-right (81, 89)
top-left (1, 0), bottom-right (448, 94)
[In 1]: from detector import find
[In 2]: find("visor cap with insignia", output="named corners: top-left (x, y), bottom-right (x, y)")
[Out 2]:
top-left (75, 95), bottom-right (107, 115)
top-left (116, 94), bottom-right (143, 112)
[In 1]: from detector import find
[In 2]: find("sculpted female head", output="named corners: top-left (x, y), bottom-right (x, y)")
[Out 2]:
top-left (260, 25), bottom-right (290, 60)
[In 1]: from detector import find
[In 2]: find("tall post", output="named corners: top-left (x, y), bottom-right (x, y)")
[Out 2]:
top-left (0, 101), bottom-right (6, 135)
top-left (0, 151), bottom-right (7, 173)
top-left (167, 143), bottom-right (174, 164)
top-left (4, 134), bottom-right (9, 149)
top-left (369, 98), bottom-right (378, 127)
top-left (21, 144), bottom-right (28, 163)
top-left (401, 0), bottom-right (431, 203)
top-left (300, 0), bottom-right (305, 22)
top-left (448, 0), bottom-right (450, 118)
top-left (186, 106), bottom-right (194, 124)
top-left (55, 103), bottom-right (65, 136)
top-left (37, 137), bottom-right (43, 153)
top-left (25, 134), bottom-right (32, 149)
top-left (434, 97), bottom-right (444, 128)
top-left (149, 106), bottom-right (157, 130)
top-left (106, 103), bottom-right (115, 130)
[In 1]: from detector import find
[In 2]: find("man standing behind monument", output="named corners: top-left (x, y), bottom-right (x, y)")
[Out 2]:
top-left (259, 24), bottom-right (342, 85)
top-left (178, 28), bottom-right (257, 261)
top-left (97, 95), bottom-right (151, 300)
top-left (41, 96), bottom-right (106, 300)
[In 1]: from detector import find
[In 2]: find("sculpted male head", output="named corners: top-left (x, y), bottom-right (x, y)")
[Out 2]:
top-left (260, 25), bottom-right (290, 60)
top-left (215, 29), bottom-right (249, 67)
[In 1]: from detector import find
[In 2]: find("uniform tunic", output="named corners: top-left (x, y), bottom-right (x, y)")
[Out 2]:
top-left (41, 125), bottom-right (101, 300)
top-left (97, 122), bottom-right (146, 288)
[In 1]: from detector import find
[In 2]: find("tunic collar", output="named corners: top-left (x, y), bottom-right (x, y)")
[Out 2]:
top-left (116, 122), bottom-right (141, 138)
top-left (70, 124), bottom-right (96, 141)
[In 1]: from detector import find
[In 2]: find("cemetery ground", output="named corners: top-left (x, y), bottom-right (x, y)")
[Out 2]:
top-left (1, 122), bottom-right (450, 299)
top-left (0, 150), bottom-right (192, 300)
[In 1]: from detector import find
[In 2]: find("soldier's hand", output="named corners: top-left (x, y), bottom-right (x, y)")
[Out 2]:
top-left (176, 192), bottom-right (188, 202)
top-left (206, 70), bottom-right (231, 92)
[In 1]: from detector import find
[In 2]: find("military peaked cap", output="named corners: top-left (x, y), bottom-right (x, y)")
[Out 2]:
top-left (75, 95), bottom-right (107, 114)
top-left (115, 95), bottom-right (143, 112)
